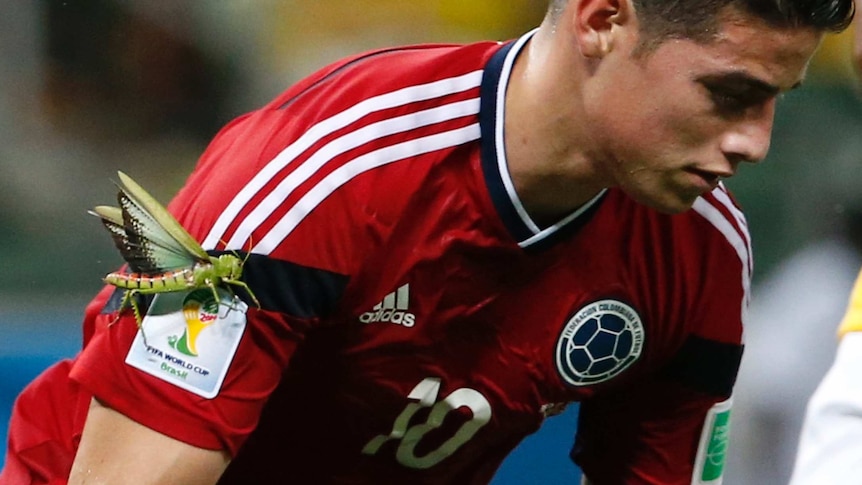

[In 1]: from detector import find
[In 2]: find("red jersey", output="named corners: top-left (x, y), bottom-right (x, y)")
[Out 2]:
top-left (65, 31), bottom-right (748, 484)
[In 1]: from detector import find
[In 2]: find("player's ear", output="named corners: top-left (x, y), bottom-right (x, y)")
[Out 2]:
top-left (570, 0), bottom-right (631, 58)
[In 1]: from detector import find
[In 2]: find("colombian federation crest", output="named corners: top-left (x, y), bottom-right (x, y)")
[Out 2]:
top-left (555, 299), bottom-right (645, 386)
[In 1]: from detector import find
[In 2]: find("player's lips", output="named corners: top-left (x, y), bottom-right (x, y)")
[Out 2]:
top-left (685, 167), bottom-right (728, 191)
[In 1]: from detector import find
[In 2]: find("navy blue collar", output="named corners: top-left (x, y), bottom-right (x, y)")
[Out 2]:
top-left (479, 31), bottom-right (606, 251)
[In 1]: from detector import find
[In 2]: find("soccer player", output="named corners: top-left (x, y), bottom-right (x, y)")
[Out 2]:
top-left (1, 0), bottom-right (853, 483)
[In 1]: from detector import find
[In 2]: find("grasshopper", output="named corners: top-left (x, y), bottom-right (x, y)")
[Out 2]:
top-left (91, 171), bottom-right (259, 326)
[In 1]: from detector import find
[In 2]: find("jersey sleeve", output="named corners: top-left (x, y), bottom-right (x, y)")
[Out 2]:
top-left (573, 333), bottom-right (743, 484)
top-left (573, 188), bottom-right (749, 484)
top-left (574, 379), bottom-right (735, 484)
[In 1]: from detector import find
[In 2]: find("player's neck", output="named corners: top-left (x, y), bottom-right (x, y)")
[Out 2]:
top-left (503, 25), bottom-right (609, 225)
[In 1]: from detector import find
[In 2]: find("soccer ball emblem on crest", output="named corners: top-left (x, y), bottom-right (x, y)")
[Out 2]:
top-left (555, 299), bottom-right (645, 386)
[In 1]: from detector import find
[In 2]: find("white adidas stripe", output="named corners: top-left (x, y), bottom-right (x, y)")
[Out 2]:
top-left (203, 70), bottom-right (485, 249)
top-left (395, 284), bottom-right (409, 310)
top-left (374, 284), bottom-right (410, 311)
top-left (224, 98), bottom-right (481, 250)
top-left (693, 194), bottom-right (753, 328)
top-left (254, 124), bottom-right (481, 253)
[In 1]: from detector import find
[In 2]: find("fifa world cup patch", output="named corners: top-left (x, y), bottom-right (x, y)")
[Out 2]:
top-left (692, 398), bottom-right (732, 484)
top-left (554, 299), bottom-right (645, 386)
top-left (125, 288), bottom-right (247, 399)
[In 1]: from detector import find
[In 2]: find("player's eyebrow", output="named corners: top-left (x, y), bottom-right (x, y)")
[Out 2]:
top-left (696, 71), bottom-right (801, 96)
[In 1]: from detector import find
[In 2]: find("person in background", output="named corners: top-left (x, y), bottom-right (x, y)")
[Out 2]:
top-left (0, 0), bottom-right (853, 484)
top-left (790, 261), bottom-right (862, 483)
top-left (727, 205), bottom-right (862, 484)
top-left (787, 2), bottom-right (862, 482)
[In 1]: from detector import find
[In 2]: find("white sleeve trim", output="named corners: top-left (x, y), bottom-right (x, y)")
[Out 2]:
top-left (790, 332), bottom-right (862, 484)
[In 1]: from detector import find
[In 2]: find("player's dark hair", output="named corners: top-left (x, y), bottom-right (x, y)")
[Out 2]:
top-left (547, 0), bottom-right (854, 52)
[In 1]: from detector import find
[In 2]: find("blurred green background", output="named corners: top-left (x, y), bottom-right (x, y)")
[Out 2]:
top-left (1, 1), bottom-right (860, 483)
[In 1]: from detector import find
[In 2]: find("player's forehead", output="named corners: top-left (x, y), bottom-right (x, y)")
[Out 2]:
top-left (648, 9), bottom-right (821, 92)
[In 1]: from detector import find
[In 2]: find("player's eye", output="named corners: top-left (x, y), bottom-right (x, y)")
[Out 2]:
top-left (711, 91), bottom-right (745, 109)
top-left (698, 73), bottom-right (783, 118)
top-left (707, 86), bottom-right (753, 113)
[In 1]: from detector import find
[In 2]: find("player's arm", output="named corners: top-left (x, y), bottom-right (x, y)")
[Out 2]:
top-left (68, 398), bottom-right (229, 485)
top-left (572, 336), bottom-right (741, 485)
top-left (789, 268), bottom-right (862, 484)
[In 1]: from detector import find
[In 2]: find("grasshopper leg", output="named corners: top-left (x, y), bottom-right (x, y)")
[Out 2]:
top-left (127, 291), bottom-right (150, 347)
top-left (224, 279), bottom-right (260, 309)
top-left (109, 289), bottom-right (134, 326)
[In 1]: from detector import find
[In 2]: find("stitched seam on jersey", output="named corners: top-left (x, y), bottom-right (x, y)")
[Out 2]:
top-left (277, 48), bottom-right (417, 111)
top-left (224, 98), bottom-right (481, 249)
top-left (203, 70), bottom-right (484, 249)
top-left (692, 196), bottom-right (752, 327)
top-left (253, 124), bottom-right (482, 253)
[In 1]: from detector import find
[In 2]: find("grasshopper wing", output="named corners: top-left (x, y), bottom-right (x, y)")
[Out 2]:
top-left (113, 171), bottom-right (210, 274)
top-left (89, 205), bottom-right (150, 273)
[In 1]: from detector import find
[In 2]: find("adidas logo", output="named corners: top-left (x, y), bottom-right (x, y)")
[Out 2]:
top-left (359, 284), bottom-right (416, 327)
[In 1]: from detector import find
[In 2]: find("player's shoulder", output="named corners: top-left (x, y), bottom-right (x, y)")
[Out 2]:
top-left (609, 187), bottom-right (751, 343)
top-left (689, 186), bottom-right (750, 248)
top-left (636, 185), bottom-right (750, 258)
top-left (682, 187), bottom-right (751, 282)
top-left (608, 185), bottom-right (752, 283)
top-left (262, 40), bottom-right (505, 114)
top-left (665, 187), bottom-right (750, 331)
top-left (608, 185), bottom-right (749, 246)
top-left (333, 40), bottom-right (505, 76)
